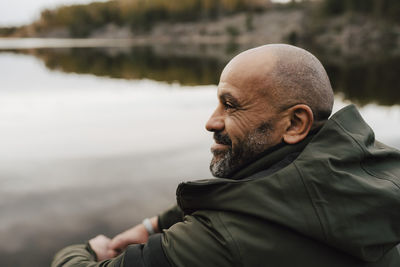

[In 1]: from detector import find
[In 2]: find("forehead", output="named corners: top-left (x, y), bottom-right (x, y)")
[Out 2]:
top-left (218, 54), bottom-right (277, 98)
top-left (217, 71), bottom-right (270, 105)
top-left (217, 80), bottom-right (272, 111)
top-left (217, 82), bottom-right (240, 99)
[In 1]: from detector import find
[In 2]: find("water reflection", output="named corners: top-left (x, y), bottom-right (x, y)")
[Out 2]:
top-left (11, 46), bottom-right (226, 86)
top-left (325, 56), bottom-right (400, 106)
top-left (4, 44), bottom-right (399, 106)
top-left (0, 44), bottom-right (399, 267)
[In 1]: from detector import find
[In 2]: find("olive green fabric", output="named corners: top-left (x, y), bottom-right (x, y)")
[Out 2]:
top-left (159, 205), bottom-right (184, 230)
top-left (161, 105), bottom-right (400, 267)
top-left (52, 234), bottom-right (170, 267)
top-left (52, 243), bottom-right (123, 267)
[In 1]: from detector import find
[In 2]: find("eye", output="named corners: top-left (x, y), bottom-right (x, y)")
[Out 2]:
top-left (223, 101), bottom-right (234, 110)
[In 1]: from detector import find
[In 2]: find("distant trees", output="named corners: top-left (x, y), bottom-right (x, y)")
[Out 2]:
top-left (4, 0), bottom-right (399, 38)
top-left (37, 1), bottom-right (121, 37)
top-left (0, 27), bottom-right (18, 36)
top-left (34, 0), bottom-right (271, 37)
top-left (321, 0), bottom-right (400, 21)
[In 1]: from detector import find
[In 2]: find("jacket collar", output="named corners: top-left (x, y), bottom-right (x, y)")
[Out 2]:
top-left (231, 131), bottom-right (316, 180)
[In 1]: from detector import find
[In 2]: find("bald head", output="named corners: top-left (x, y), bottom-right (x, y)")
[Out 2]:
top-left (222, 44), bottom-right (334, 126)
top-left (207, 44), bottom-right (334, 177)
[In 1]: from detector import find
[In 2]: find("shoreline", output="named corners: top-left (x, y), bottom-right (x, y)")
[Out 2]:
top-left (1, 8), bottom-right (399, 59)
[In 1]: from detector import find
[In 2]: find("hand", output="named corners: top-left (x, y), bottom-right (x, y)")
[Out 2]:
top-left (89, 235), bottom-right (117, 261)
top-left (109, 216), bottom-right (159, 255)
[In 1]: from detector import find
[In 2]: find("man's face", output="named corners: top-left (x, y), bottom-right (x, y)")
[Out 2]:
top-left (205, 71), bottom-right (286, 178)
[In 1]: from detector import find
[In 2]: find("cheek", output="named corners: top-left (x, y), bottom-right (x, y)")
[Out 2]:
top-left (264, 116), bottom-right (287, 144)
top-left (224, 115), bottom-right (253, 144)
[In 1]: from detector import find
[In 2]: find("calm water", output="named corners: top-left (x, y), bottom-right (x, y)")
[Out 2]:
top-left (0, 40), bottom-right (399, 266)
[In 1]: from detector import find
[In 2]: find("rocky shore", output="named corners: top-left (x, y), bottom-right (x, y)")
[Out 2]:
top-left (9, 8), bottom-right (399, 59)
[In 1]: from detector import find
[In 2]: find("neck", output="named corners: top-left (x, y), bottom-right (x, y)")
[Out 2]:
top-left (231, 129), bottom-right (320, 180)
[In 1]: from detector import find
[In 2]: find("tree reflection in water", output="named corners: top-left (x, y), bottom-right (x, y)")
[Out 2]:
top-left (4, 44), bottom-right (400, 106)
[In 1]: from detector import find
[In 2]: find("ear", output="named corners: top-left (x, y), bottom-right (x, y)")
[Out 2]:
top-left (282, 104), bottom-right (314, 144)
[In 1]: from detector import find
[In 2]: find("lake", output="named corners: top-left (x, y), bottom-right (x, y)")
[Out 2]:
top-left (0, 39), bottom-right (399, 266)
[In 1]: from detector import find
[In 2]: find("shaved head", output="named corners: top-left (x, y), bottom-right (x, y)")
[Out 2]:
top-left (207, 44), bottom-right (334, 178)
top-left (223, 44), bottom-right (334, 126)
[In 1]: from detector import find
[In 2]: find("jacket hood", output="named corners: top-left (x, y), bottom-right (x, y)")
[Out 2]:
top-left (177, 105), bottom-right (400, 262)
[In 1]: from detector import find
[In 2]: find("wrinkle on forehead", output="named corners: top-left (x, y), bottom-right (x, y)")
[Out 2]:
top-left (220, 51), bottom-right (280, 107)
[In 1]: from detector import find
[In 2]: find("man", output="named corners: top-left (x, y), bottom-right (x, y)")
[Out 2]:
top-left (52, 44), bottom-right (400, 267)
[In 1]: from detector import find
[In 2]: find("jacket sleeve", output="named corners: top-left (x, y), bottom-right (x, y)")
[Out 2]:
top-left (51, 234), bottom-right (171, 267)
top-left (161, 211), bottom-right (239, 267)
top-left (158, 205), bottom-right (184, 230)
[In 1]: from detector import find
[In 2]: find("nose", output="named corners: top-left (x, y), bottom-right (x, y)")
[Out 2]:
top-left (205, 108), bottom-right (224, 132)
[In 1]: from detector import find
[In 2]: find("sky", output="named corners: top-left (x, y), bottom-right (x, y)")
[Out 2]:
top-left (0, 0), bottom-right (291, 27)
top-left (0, 0), bottom-right (108, 27)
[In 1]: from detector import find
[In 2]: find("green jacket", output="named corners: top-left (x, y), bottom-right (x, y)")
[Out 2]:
top-left (52, 105), bottom-right (400, 267)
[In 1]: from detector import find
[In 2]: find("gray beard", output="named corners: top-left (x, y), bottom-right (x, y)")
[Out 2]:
top-left (210, 121), bottom-right (274, 178)
top-left (210, 148), bottom-right (235, 178)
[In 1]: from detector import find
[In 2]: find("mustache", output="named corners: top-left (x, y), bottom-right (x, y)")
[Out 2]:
top-left (213, 132), bottom-right (232, 146)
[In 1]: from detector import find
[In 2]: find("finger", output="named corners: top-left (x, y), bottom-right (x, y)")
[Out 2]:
top-left (90, 235), bottom-right (108, 245)
top-left (106, 249), bottom-right (119, 258)
top-left (94, 234), bottom-right (109, 241)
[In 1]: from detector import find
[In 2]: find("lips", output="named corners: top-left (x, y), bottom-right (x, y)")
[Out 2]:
top-left (213, 132), bottom-right (232, 146)
top-left (211, 132), bottom-right (232, 153)
top-left (211, 143), bottom-right (230, 152)
top-left (214, 132), bottom-right (232, 146)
